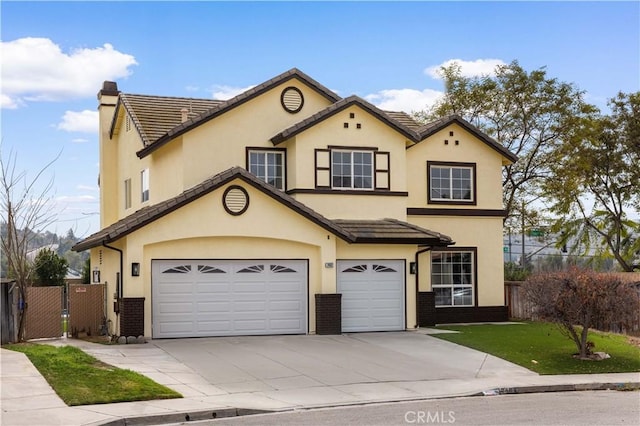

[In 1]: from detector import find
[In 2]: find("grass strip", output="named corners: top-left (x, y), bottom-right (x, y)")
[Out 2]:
top-left (432, 321), bottom-right (640, 375)
top-left (5, 343), bottom-right (182, 405)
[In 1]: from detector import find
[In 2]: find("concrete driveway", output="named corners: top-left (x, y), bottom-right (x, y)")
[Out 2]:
top-left (146, 330), bottom-right (536, 407)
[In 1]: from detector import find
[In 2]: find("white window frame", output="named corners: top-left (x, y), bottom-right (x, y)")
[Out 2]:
top-left (431, 250), bottom-right (475, 307)
top-left (331, 149), bottom-right (374, 190)
top-left (248, 150), bottom-right (285, 190)
top-left (428, 163), bottom-right (475, 203)
top-left (141, 168), bottom-right (149, 202)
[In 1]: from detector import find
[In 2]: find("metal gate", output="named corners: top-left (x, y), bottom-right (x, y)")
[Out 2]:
top-left (25, 286), bottom-right (63, 340)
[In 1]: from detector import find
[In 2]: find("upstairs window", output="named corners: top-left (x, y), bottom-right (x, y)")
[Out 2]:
top-left (141, 168), bottom-right (149, 202)
top-left (248, 150), bottom-right (285, 190)
top-left (428, 162), bottom-right (475, 204)
top-left (331, 150), bottom-right (373, 190)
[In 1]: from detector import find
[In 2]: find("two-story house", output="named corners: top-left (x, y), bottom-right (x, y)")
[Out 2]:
top-left (73, 68), bottom-right (517, 339)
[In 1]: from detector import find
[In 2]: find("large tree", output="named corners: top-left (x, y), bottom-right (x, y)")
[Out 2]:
top-left (417, 61), bottom-right (597, 225)
top-left (0, 148), bottom-right (58, 340)
top-left (543, 92), bottom-right (640, 272)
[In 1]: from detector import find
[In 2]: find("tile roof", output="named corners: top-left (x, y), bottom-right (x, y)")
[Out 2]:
top-left (333, 219), bottom-right (453, 245)
top-left (383, 111), bottom-right (422, 131)
top-left (72, 167), bottom-right (452, 252)
top-left (270, 96), bottom-right (421, 145)
top-left (113, 95), bottom-right (222, 146)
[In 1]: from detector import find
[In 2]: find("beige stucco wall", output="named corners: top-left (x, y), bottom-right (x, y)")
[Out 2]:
top-left (107, 178), bottom-right (341, 337)
top-left (406, 124), bottom-right (505, 209)
top-left (98, 94), bottom-right (119, 227)
top-left (177, 80), bottom-right (334, 193)
top-left (288, 105), bottom-right (411, 192)
top-left (412, 216), bottom-right (505, 306)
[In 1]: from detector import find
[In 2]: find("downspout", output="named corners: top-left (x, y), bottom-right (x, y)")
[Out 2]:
top-left (102, 242), bottom-right (123, 297)
top-left (102, 242), bottom-right (123, 336)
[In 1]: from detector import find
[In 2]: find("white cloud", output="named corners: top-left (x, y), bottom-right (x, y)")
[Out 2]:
top-left (211, 85), bottom-right (255, 100)
top-left (57, 110), bottom-right (98, 133)
top-left (71, 138), bottom-right (89, 144)
top-left (76, 184), bottom-right (98, 192)
top-left (185, 85), bottom-right (200, 92)
top-left (365, 88), bottom-right (443, 113)
top-left (1, 93), bottom-right (21, 109)
top-left (56, 194), bottom-right (97, 203)
top-left (425, 58), bottom-right (506, 79)
top-left (1, 37), bottom-right (137, 108)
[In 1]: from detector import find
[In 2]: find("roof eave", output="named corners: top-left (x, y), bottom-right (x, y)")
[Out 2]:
top-left (271, 96), bottom-right (420, 146)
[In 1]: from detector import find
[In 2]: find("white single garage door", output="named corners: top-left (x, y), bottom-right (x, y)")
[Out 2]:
top-left (152, 259), bottom-right (307, 338)
top-left (337, 260), bottom-right (405, 332)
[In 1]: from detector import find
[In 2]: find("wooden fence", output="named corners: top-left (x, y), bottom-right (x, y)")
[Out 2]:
top-left (505, 273), bottom-right (640, 334)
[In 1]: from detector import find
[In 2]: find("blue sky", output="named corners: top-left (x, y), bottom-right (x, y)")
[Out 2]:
top-left (1, 1), bottom-right (639, 237)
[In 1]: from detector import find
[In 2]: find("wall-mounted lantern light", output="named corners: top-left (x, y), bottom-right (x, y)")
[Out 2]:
top-left (92, 268), bottom-right (101, 283)
top-left (131, 262), bottom-right (140, 277)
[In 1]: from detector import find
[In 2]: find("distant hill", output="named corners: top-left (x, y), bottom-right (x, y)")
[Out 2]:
top-left (0, 224), bottom-right (89, 279)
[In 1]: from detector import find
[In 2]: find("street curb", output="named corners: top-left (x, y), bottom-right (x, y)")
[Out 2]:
top-left (96, 382), bottom-right (640, 426)
top-left (97, 408), bottom-right (272, 426)
top-left (475, 382), bottom-right (640, 396)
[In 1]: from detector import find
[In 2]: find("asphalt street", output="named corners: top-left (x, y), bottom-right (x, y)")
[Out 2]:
top-left (178, 390), bottom-right (640, 426)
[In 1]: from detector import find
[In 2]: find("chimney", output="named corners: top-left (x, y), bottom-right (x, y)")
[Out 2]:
top-left (97, 81), bottom-right (119, 100)
top-left (181, 108), bottom-right (189, 123)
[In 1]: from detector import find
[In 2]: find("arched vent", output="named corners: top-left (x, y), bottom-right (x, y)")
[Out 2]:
top-left (223, 185), bottom-right (249, 216)
top-left (281, 87), bottom-right (304, 113)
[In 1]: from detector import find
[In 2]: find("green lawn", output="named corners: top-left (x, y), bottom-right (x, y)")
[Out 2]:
top-left (432, 322), bottom-right (640, 375)
top-left (5, 343), bottom-right (182, 405)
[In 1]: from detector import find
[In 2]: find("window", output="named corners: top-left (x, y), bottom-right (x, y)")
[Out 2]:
top-left (141, 169), bottom-right (149, 202)
top-left (332, 150), bottom-right (373, 189)
top-left (428, 162), bottom-right (475, 203)
top-left (124, 179), bottom-right (131, 209)
top-left (248, 150), bottom-right (284, 190)
top-left (431, 250), bottom-right (475, 307)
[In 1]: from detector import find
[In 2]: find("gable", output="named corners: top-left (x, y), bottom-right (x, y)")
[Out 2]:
top-left (135, 68), bottom-right (341, 158)
top-left (416, 115), bottom-right (517, 165)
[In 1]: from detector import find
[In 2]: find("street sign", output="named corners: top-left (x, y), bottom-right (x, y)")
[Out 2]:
top-left (503, 246), bottom-right (509, 252)
top-left (529, 228), bottom-right (544, 237)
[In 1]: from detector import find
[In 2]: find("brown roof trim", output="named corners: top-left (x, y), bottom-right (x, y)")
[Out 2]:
top-left (413, 114), bottom-right (518, 164)
top-left (73, 167), bottom-right (454, 252)
top-left (270, 96), bottom-right (421, 145)
top-left (333, 218), bottom-right (453, 246)
top-left (407, 208), bottom-right (507, 217)
top-left (73, 167), bottom-right (355, 251)
top-left (136, 68), bottom-right (341, 158)
top-left (287, 188), bottom-right (408, 197)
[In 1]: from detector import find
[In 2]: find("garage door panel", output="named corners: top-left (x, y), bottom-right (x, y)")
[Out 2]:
top-left (338, 260), bottom-right (404, 332)
top-left (152, 259), bottom-right (307, 338)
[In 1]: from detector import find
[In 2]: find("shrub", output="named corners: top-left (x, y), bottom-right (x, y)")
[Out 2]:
top-left (524, 267), bottom-right (640, 359)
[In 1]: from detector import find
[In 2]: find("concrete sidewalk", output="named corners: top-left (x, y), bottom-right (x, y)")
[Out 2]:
top-left (2, 332), bottom-right (638, 426)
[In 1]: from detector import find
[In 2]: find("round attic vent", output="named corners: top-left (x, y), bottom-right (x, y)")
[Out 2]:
top-left (223, 185), bottom-right (249, 216)
top-left (281, 86), bottom-right (304, 113)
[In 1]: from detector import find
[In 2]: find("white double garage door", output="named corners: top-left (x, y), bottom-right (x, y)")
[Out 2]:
top-left (152, 259), bottom-right (404, 338)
